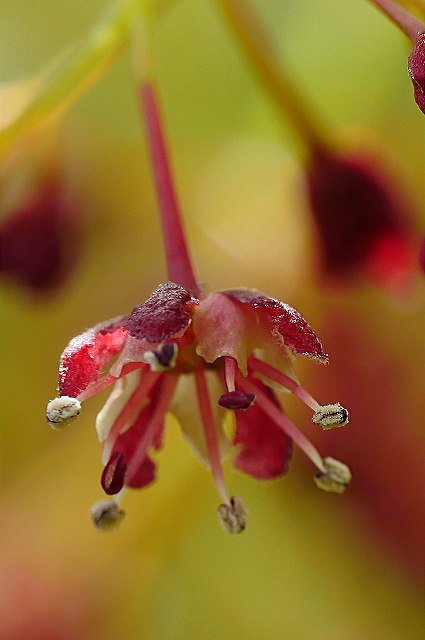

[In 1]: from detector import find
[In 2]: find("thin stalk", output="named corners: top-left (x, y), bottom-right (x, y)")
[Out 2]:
top-left (216, 0), bottom-right (328, 152)
top-left (195, 369), bottom-right (230, 503)
top-left (368, 0), bottom-right (424, 40)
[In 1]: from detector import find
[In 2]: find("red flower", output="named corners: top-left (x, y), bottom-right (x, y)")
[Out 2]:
top-left (47, 281), bottom-right (350, 533)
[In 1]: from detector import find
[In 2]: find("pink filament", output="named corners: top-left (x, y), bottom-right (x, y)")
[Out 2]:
top-left (195, 368), bottom-right (230, 504)
top-left (224, 356), bottom-right (237, 392)
top-left (237, 373), bottom-right (325, 472)
top-left (77, 362), bottom-right (145, 402)
top-left (248, 356), bottom-right (320, 412)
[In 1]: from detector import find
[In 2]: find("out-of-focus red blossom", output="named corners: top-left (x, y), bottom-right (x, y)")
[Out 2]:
top-left (305, 148), bottom-right (416, 290)
top-left (309, 311), bottom-right (425, 582)
top-left (47, 281), bottom-right (351, 531)
top-left (0, 176), bottom-right (78, 292)
top-left (0, 564), bottom-right (98, 640)
top-left (408, 31), bottom-right (425, 114)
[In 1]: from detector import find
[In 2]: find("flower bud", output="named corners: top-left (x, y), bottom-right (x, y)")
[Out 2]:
top-left (46, 396), bottom-right (81, 428)
top-left (312, 403), bottom-right (349, 430)
top-left (90, 499), bottom-right (125, 531)
top-left (217, 496), bottom-right (248, 534)
top-left (408, 31), bottom-right (425, 115)
top-left (314, 457), bottom-right (352, 493)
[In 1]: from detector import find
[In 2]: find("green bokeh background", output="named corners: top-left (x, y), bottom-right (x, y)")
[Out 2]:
top-left (0, 1), bottom-right (424, 639)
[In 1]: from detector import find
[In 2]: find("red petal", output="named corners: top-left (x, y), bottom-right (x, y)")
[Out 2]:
top-left (233, 378), bottom-right (292, 479)
top-left (123, 282), bottom-right (198, 343)
top-left (222, 289), bottom-right (328, 361)
top-left (58, 316), bottom-right (128, 397)
top-left (110, 377), bottom-right (165, 489)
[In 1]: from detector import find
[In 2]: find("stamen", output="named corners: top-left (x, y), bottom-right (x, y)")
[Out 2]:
top-left (46, 396), bottom-right (81, 428)
top-left (90, 498), bottom-right (125, 531)
top-left (218, 391), bottom-right (255, 410)
top-left (217, 496), bottom-right (248, 534)
top-left (77, 362), bottom-right (145, 402)
top-left (312, 403), bottom-right (349, 430)
top-left (237, 373), bottom-right (326, 473)
top-left (126, 373), bottom-right (178, 484)
top-left (194, 368), bottom-right (230, 504)
top-left (224, 356), bottom-right (237, 392)
top-left (314, 457), bottom-right (352, 493)
top-left (143, 342), bottom-right (178, 372)
top-left (248, 356), bottom-right (320, 412)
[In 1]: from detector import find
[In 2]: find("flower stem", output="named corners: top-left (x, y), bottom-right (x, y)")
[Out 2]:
top-left (0, 0), bottom-right (136, 159)
top-left (368, 0), bottom-right (424, 41)
top-left (216, 0), bottom-right (329, 153)
top-left (131, 10), bottom-right (200, 294)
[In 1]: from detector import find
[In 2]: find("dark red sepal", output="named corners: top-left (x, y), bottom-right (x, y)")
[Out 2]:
top-left (58, 317), bottom-right (128, 397)
top-left (219, 391), bottom-right (255, 410)
top-left (233, 378), bottom-right (292, 479)
top-left (101, 451), bottom-right (127, 495)
top-left (222, 289), bottom-right (328, 361)
top-left (123, 282), bottom-right (198, 343)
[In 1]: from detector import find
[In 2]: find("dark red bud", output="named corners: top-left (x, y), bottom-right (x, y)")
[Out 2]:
top-left (408, 32), bottom-right (425, 115)
top-left (305, 149), bottom-right (413, 284)
top-left (0, 179), bottom-right (78, 292)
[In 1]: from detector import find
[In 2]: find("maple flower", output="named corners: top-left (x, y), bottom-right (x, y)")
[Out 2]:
top-left (46, 78), bottom-right (350, 534)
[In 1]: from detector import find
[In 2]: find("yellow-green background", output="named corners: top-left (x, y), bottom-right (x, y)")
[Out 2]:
top-left (0, 1), bottom-right (424, 639)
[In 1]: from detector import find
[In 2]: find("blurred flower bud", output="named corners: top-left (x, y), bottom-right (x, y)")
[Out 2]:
top-left (408, 31), bottom-right (425, 115)
top-left (304, 148), bottom-right (415, 291)
top-left (0, 176), bottom-right (78, 292)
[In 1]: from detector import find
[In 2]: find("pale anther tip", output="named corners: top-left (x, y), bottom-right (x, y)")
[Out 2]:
top-left (314, 457), bottom-right (352, 494)
top-left (217, 496), bottom-right (248, 534)
top-left (90, 499), bottom-right (125, 531)
top-left (46, 396), bottom-right (81, 429)
top-left (312, 403), bottom-right (349, 430)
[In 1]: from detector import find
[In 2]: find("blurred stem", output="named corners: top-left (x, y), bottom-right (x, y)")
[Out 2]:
top-left (0, 0), bottom-right (140, 159)
top-left (401, 0), bottom-right (425, 22)
top-left (131, 9), bottom-right (200, 294)
top-left (216, 0), bottom-right (329, 154)
top-left (368, 0), bottom-right (424, 40)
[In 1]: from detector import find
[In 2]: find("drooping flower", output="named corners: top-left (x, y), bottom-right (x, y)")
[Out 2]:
top-left (47, 280), bottom-right (350, 533)
top-left (45, 35), bottom-right (351, 532)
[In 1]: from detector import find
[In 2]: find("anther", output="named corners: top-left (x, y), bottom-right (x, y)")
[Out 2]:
top-left (314, 457), bottom-right (352, 493)
top-left (143, 342), bottom-right (178, 372)
top-left (101, 451), bottom-right (127, 495)
top-left (217, 496), bottom-right (248, 534)
top-left (218, 391), bottom-right (255, 410)
top-left (312, 403), bottom-right (349, 430)
top-left (46, 396), bottom-right (81, 429)
top-left (90, 499), bottom-right (125, 531)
